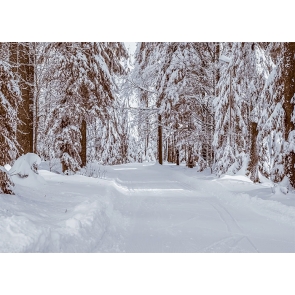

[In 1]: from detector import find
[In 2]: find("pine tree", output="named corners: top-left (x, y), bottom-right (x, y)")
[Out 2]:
top-left (244, 43), bottom-right (274, 182)
top-left (44, 42), bottom-right (128, 172)
top-left (49, 42), bottom-right (87, 173)
top-left (85, 42), bottom-right (128, 165)
top-left (213, 43), bottom-right (272, 177)
top-left (258, 43), bottom-right (285, 182)
top-left (0, 44), bottom-right (21, 194)
top-left (132, 42), bottom-right (217, 168)
top-left (130, 42), bottom-right (161, 163)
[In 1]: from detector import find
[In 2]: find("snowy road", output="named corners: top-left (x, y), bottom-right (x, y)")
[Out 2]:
top-left (106, 164), bottom-right (295, 253)
top-left (1, 163), bottom-right (295, 252)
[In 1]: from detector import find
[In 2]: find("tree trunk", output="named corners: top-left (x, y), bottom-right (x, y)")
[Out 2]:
top-left (158, 114), bottom-right (163, 165)
top-left (28, 44), bottom-right (35, 153)
top-left (62, 162), bottom-right (69, 174)
top-left (187, 144), bottom-right (194, 168)
top-left (283, 42), bottom-right (295, 188)
top-left (33, 42), bottom-right (38, 154)
top-left (9, 42), bottom-right (18, 77)
top-left (145, 92), bottom-right (149, 159)
top-left (34, 90), bottom-right (38, 154)
top-left (168, 139), bottom-right (171, 162)
top-left (215, 42), bottom-right (220, 97)
top-left (176, 149), bottom-right (180, 166)
top-left (248, 121), bottom-right (259, 182)
top-left (80, 120), bottom-right (87, 167)
top-left (17, 43), bottom-right (34, 155)
top-left (0, 42), bottom-right (12, 193)
top-left (0, 43), bottom-right (3, 59)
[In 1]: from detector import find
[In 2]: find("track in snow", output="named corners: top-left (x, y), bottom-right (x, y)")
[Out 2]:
top-left (2, 163), bottom-right (295, 252)
top-left (101, 164), bottom-right (295, 253)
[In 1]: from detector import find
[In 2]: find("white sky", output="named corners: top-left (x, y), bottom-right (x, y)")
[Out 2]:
top-left (124, 42), bottom-right (137, 55)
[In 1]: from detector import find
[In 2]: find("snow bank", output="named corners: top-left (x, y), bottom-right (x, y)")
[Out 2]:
top-left (219, 174), bottom-right (253, 183)
top-left (0, 171), bottom-right (127, 252)
top-left (0, 209), bottom-right (50, 252)
top-left (54, 200), bottom-right (117, 252)
top-left (79, 161), bottom-right (108, 179)
top-left (9, 153), bottom-right (46, 187)
top-left (0, 197), bottom-right (118, 252)
top-left (222, 192), bottom-right (295, 226)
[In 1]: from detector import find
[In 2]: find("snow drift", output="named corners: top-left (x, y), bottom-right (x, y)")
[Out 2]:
top-left (9, 153), bottom-right (46, 187)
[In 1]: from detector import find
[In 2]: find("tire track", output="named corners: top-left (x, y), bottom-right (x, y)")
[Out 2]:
top-left (205, 201), bottom-right (260, 253)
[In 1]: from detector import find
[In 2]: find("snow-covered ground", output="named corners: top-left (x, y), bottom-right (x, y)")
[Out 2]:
top-left (1, 162), bottom-right (295, 252)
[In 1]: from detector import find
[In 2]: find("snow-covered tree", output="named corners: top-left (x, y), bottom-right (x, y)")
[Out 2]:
top-left (4, 41), bottom-right (294, 189)
top-left (131, 42), bottom-right (217, 168)
top-left (213, 43), bottom-right (273, 177)
top-left (0, 45), bottom-right (21, 194)
top-left (43, 42), bottom-right (128, 172)
top-left (128, 42), bottom-right (161, 163)
top-left (257, 43), bottom-right (284, 182)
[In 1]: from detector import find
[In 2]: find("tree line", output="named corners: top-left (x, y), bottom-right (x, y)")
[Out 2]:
top-left (1, 42), bottom-right (295, 194)
top-left (128, 42), bottom-right (295, 187)
top-left (0, 42), bottom-right (128, 193)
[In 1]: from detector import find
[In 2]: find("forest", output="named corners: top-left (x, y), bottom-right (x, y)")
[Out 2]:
top-left (1, 42), bottom-right (295, 194)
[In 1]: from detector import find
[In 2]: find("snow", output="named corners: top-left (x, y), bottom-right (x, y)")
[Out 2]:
top-left (218, 174), bottom-right (253, 183)
top-left (9, 153), bottom-right (46, 187)
top-left (1, 162), bottom-right (295, 253)
top-left (4, 164), bottom-right (11, 171)
top-left (219, 54), bottom-right (231, 64)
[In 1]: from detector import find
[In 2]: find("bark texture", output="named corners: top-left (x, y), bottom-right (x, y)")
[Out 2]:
top-left (283, 42), bottom-right (295, 187)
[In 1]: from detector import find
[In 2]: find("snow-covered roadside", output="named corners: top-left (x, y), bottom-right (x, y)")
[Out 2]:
top-left (166, 163), bottom-right (295, 214)
top-left (175, 165), bottom-right (295, 228)
top-left (0, 170), bottom-right (127, 253)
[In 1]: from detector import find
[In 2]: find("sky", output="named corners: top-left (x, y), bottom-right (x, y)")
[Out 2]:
top-left (124, 42), bottom-right (137, 66)
top-left (124, 42), bottom-right (137, 55)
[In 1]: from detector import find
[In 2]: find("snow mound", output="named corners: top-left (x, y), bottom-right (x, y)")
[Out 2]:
top-left (0, 196), bottom-right (121, 252)
top-left (0, 213), bottom-right (49, 252)
top-left (4, 164), bottom-right (11, 171)
top-left (9, 153), bottom-right (46, 187)
top-left (219, 174), bottom-right (253, 183)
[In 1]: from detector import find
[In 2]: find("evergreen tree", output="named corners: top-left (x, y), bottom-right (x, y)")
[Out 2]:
top-left (258, 43), bottom-right (285, 182)
top-left (132, 42), bottom-right (216, 168)
top-left (4, 41), bottom-right (293, 189)
top-left (0, 45), bottom-right (21, 194)
top-left (130, 42), bottom-right (161, 163)
top-left (45, 42), bottom-right (128, 172)
top-left (214, 43), bottom-right (272, 177)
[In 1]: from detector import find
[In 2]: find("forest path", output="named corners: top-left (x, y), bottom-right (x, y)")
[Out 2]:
top-left (1, 162), bottom-right (295, 252)
top-left (102, 163), bottom-right (295, 253)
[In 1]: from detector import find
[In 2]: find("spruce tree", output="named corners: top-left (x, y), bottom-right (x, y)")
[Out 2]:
top-left (0, 45), bottom-right (21, 194)
top-left (258, 43), bottom-right (284, 182)
top-left (45, 42), bottom-right (128, 172)
top-left (214, 43), bottom-right (272, 177)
